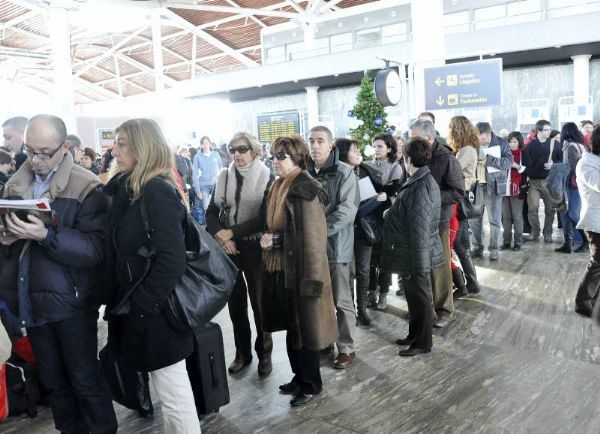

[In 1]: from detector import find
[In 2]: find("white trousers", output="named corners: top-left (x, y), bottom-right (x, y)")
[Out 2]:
top-left (150, 359), bottom-right (202, 434)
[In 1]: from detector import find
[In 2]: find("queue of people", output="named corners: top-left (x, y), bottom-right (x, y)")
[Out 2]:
top-left (0, 112), bottom-right (599, 433)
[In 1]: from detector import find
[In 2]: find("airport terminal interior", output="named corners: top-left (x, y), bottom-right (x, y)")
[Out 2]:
top-left (0, 0), bottom-right (600, 432)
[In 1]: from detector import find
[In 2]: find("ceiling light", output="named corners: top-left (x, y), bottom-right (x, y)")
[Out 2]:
top-left (294, 79), bottom-right (298, 83)
top-left (363, 17), bottom-right (369, 23)
top-left (555, 45), bottom-right (562, 48)
top-left (338, 22), bottom-right (343, 28)
top-left (334, 73), bottom-right (339, 77)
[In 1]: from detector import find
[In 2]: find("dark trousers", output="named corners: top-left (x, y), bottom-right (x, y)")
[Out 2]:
top-left (228, 246), bottom-right (273, 359)
top-left (454, 219), bottom-right (480, 293)
top-left (368, 242), bottom-right (391, 294)
top-left (353, 232), bottom-right (372, 311)
top-left (286, 333), bottom-right (322, 395)
top-left (404, 272), bottom-right (433, 351)
top-left (575, 231), bottom-right (600, 316)
top-left (27, 312), bottom-right (117, 434)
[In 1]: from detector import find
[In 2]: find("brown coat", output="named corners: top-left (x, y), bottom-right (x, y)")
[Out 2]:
top-left (260, 171), bottom-right (338, 351)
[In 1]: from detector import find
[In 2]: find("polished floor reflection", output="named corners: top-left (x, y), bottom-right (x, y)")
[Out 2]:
top-left (2, 227), bottom-right (597, 433)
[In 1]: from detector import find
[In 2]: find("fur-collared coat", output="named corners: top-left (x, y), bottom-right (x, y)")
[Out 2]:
top-left (260, 170), bottom-right (338, 351)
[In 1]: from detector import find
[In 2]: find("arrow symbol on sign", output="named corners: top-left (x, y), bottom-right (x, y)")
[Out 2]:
top-left (436, 96), bottom-right (445, 106)
top-left (435, 77), bottom-right (445, 87)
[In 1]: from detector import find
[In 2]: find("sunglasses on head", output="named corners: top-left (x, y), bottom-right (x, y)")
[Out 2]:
top-left (269, 152), bottom-right (291, 161)
top-left (228, 145), bottom-right (251, 154)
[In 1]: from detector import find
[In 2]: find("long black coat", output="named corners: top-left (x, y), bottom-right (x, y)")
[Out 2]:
top-left (382, 166), bottom-right (445, 274)
top-left (104, 175), bottom-right (193, 372)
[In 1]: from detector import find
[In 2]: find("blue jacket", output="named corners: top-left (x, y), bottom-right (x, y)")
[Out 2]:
top-left (0, 152), bottom-right (108, 327)
top-left (192, 151), bottom-right (222, 192)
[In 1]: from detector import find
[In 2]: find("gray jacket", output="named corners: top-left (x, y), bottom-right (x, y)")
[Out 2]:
top-left (478, 132), bottom-right (513, 196)
top-left (308, 149), bottom-right (359, 263)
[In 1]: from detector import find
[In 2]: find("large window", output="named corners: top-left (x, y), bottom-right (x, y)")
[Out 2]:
top-left (355, 27), bottom-right (381, 48)
top-left (330, 32), bottom-right (353, 53)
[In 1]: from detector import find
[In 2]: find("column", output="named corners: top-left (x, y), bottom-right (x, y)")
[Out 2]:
top-left (152, 9), bottom-right (165, 92)
top-left (305, 86), bottom-right (319, 128)
top-left (572, 55), bottom-right (591, 106)
top-left (47, 6), bottom-right (76, 131)
top-left (410, 0), bottom-right (445, 116)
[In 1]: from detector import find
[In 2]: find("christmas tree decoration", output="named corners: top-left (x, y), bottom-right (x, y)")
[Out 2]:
top-left (349, 74), bottom-right (388, 156)
top-left (347, 110), bottom-right (354, 117)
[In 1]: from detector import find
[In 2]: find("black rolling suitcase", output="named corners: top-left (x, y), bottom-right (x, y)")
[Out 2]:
top-left (186, 322), bottom-right (230, 417)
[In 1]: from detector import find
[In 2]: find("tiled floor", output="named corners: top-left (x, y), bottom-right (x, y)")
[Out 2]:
top-left (2, 227), bottom-right (598, 433)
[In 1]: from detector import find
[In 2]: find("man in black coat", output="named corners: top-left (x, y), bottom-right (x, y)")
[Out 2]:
top-left (2, 116), bottom-right (28, 170)
top-left (409, 119), bottom-right (464, 328)
top-left (0, 115), bottom-right (117, 434)
top-left (521, 119), bottom-right (562, 242)
top-left (382, 137), bottom-right (444, 356)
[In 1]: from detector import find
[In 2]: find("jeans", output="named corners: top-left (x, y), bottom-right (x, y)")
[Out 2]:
top-left (576, 231), bottom-right (600, 316)
top-left (470, 184), bottom-right (503, 251)
top-left (286, 333), bottom-right (322, 395)
top-left (228, 246), bottom-right (273, 360)
top-left (27, 312), bottom-right (117, 434)
top-left (151, 359), bottom-right (202, 434)
top-left (527, 178), bottom-right (555, 238)
top-left (502, 196), bottom-right (524, 246)
top-left (352, 232), bottom-right (372, 311)
top-left (329, 263), bottom-right (356, 354)
top-left (197, 184), bottom-right (214, 212)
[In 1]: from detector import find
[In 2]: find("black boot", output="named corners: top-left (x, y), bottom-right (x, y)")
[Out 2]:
top-left (555, 242), bottom-right (573, 253)
top-left (356, 308), bottom-right (371, 326)
top-left (452, 268), bottom-right (468, 299)
top-left (557, 219), bottom-right (574, 253)
top-left (575, 230), bottom-right (589, 253)
top-left (460, 252), bottom-right (481, 294)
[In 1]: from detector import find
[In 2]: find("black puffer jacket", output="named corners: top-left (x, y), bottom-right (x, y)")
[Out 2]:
top-left (381, 166), bottom-right (445, 274)
top-left (427, 140), bottom-right (465, 230)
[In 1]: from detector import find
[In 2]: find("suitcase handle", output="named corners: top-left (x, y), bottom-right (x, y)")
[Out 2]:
top-left (209, 353), bottom-right (218, 388)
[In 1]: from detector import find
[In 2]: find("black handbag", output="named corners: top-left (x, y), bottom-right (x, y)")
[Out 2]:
top-left (112, 181), bottom-right (239, 332)
top-left (462, 165), bottom-right (484, 219)
top-left (358, 213), bottom-right (382, 246)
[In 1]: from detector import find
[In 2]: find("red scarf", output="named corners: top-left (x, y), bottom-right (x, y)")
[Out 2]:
top-left (509, 148), bottom-right (523, 197)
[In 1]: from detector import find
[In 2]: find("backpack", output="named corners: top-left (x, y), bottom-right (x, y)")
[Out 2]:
top-left (546, 162), bottom-right (571, 203)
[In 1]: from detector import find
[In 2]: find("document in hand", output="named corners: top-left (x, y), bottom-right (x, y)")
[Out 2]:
top-left (358, 177), bottom-right (378, 202)
top-left (0, 198), bottom-right (52, 225)
top-left (482, 146), bottom-right (501, 173)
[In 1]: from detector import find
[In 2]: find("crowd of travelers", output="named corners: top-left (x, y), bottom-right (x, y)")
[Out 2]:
top-left (0, 111), bottom-right (599, 433)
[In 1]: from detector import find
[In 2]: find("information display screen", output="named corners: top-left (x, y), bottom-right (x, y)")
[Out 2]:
top-left (257, 112), bottom-right (300, 143)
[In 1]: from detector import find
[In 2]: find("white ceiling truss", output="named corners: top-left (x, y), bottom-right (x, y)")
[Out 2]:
top-left (0, 0), bottom-right (362, 103)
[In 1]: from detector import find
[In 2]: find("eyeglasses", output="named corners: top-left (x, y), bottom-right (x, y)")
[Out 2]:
top-left (269, 152), bottom-right (291, 161)
top-left (228, 145), bottom-right (251, 155)
top-left (24, 142), bottom-right (64, 160)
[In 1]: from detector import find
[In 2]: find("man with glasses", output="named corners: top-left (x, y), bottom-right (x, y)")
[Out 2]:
top-left (307, 125), bottom-right (359, 370)
top-left (2, 116), bottom-right (28, 170)
top-left (522, 119), bottom-right (561, 242)
top-left (0, 114), bottom-right (117, 433)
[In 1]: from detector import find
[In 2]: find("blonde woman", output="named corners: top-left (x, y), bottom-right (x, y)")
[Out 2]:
top-left (105, 118), bottom-right (200, 433)
top-left (448, 115), bottom-right (481, 296)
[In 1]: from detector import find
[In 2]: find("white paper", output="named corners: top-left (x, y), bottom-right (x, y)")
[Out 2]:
top-left (358, 177), bottom-right (378, 202)
top-left (0, 198), bottom-right (52, 212)
top-left (483, 146), bottom-right (501, 173)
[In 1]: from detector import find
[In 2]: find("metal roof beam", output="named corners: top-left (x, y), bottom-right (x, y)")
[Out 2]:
top-left (223, 0), bottom-right (266, 28)
top-left (284, 0), bottom-right (305, 14)
top-left (0, 9), bottom-right (40, 28)
top-left (164, 44), bottom-right (260, 71)
top-left (115, 53), bottom-right (178, 86)
top-left (161, 8), bottom-right (258, 68)
top-left (166, 3), bottom-right (301, 20)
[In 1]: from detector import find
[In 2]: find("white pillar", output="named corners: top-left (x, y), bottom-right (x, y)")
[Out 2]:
top-left (152, 10), bottom-right (164, 92)
top-left (410, 0), bottom-right (445, 116)
top-left (47, 6), bottom-right (76, 131)
top-left (572, 54), bottom-right (591, 106)
top-left (305, 86), bottom-right (319, 128)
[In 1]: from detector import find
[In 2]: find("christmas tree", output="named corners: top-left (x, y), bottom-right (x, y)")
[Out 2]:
top-left (349, 74), bottom-right (388, 155)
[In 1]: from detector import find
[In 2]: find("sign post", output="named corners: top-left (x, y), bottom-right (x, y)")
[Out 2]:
top-left (424, 59), bottom-right (502, 111)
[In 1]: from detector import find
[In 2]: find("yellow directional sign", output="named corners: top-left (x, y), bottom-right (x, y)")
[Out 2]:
top-left (436, 96), bottom-right (445, 106)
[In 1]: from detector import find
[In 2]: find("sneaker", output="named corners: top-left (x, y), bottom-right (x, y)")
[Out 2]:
top-left (376, 295), bottom-right (387, 310)
top-left (512, 244), bottom-right (521, 251)
top-left (489, 250), bottom-right (499, 261)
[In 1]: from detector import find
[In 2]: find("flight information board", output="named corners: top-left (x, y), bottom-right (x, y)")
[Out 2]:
top-left (257, 112), bottom-right (300, 143)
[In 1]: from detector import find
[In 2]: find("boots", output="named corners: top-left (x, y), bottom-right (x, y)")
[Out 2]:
top-left (555, 242), bottom-right (573, 253)
top-left (575, 230), bottom-right (589, 253)
top-left (356, 308), bottom-right (371, 326)
top-left (367, 291), bottom-right (378, 308)
top-left (452, 268), bottom-right (468, 300)
top-left (557, 220), bottom-right (574, 253)
top-left (460, 251), bottom-right (481, 294)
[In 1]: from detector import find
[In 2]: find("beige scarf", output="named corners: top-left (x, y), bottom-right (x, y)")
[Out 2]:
top-left (263, 167), bottom-right (301, 272)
